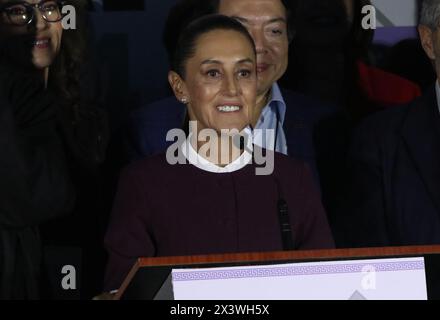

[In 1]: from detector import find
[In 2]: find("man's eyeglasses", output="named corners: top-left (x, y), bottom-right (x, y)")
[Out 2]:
top-left (0, 1), bottom-right (66, 26)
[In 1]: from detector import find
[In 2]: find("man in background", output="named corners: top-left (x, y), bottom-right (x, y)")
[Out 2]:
top-left (340, 0), bottom-right (440, 247)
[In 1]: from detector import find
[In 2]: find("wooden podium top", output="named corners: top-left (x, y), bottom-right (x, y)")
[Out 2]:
top-left (136, 245), bottom-right (440, 267)
top-left (116, 245), bottom-right (440, 299)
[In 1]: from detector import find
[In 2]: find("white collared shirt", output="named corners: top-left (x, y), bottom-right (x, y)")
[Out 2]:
top-left (181, 128), bottom-right (253, 174)
top-left (253, 83), bottom-right (288, 155)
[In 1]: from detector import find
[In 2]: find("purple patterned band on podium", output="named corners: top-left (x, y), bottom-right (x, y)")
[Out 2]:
top-left (172, 260), bottom-right (425, 282)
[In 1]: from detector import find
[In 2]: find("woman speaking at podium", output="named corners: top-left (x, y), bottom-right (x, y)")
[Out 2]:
top-left (103, 15), bottom-right (334, 293)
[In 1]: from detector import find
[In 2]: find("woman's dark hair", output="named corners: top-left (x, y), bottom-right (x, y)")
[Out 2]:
top-left (163, 0), bottom-right (217, 66)
top-left (48, 0), bottom-right (88, 117)
top-left (172, 14), bottom-right (256, 78)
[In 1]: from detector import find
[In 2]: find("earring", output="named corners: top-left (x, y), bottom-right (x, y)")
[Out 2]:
top-left (181, 97), bottom-right (188, 104)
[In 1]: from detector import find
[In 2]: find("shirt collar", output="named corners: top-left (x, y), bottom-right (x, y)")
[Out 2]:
top-left (181, 128), bottom-right (253, 174)
top-left (266, 82), bottom-right (287, 124)
top-left (436, 80), bottom-right (440, 115)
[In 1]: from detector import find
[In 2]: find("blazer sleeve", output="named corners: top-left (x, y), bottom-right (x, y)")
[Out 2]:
top-left (0, 68), bottom-right (75, 228)
top-left (103, 163), bottom-right (156, 292)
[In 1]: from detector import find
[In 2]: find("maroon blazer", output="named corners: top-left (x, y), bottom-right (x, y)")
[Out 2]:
top-left (104, 150), bottom-right (334, 291)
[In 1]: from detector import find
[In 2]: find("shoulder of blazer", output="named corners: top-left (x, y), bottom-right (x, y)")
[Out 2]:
top-left (356, 87), bottom-right (436, 142)
top-left (400, 86), bottom-right (437, 133)
top-left (350, 87), bottom-right (435, 161)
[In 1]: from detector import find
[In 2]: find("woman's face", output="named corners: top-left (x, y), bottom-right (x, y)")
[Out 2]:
top-left (171, 29), bottom-right (257, 134)
top-left (0, 0), bottom-right (63, 70)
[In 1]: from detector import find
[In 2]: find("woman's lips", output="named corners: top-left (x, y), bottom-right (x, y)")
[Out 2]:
top-left (216, 105), bottom-right (242, 113)
top-left (32, 38), bottom-right (50, 49)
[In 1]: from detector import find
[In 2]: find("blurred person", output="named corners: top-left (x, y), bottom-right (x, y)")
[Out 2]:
top-left (0, 59), bottom-right (74, 299)
top-left (0, 0), bottom-right (109, 298)
top-left (340, 0), bottom-right (440, 247)
top-left (282, 0), bottom-right (423, 243)
top-left (285, 0), bottom-right (421, 117)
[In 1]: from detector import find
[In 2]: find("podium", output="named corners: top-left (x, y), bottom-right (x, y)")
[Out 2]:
top-left (115, 245), bottom-right (440, 300)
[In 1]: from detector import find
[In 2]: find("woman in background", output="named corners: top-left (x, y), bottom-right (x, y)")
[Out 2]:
top-left (0, 0), bottom-right (108, 298)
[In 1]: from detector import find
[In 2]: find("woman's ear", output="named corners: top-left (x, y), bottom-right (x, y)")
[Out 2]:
top-left (168, 71), bottom-right (189, 104)
top-left (419, 25), bottom-right (436, 61)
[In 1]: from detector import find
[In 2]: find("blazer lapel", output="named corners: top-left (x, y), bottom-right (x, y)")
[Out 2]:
top-left (401, 87), bottom-right (440, 214)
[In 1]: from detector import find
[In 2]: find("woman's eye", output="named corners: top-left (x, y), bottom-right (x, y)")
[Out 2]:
top-left (238, 70), bottom-right (252, 78)
top-left (271, 29), bottom-right (283, 35)
top-left (206, 70), bottom-right (220, 78)
top-left (42, 3), bottom-right (58, 12)
top-left (6, 6), bottom-right (27, 15)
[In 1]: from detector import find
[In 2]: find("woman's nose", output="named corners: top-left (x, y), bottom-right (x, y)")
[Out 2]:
top-left (223, 76), bottom-right (239, 96)
top-left (32, 9), bottom-right (49, 31)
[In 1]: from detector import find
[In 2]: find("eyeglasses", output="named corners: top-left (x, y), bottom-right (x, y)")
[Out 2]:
top-left (0, 1), bottom-right (66, 26)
